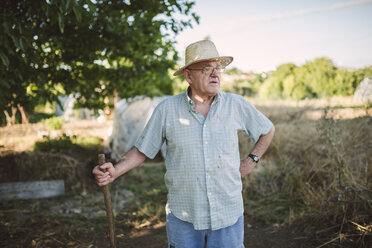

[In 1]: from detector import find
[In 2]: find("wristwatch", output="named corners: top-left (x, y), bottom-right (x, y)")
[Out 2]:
top-left (248, 154), bottom-right (259, 163)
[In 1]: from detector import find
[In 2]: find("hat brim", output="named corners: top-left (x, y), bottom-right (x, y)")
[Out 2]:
top-left (173, 56), bottom-right (233, 76)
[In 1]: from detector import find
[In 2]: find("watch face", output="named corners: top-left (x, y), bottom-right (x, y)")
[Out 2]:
top-left (249, 154), bottom-right (259, 163)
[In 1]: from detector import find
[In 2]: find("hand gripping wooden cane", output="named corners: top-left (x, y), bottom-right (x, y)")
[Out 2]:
top-left (98, 154), bottom-right (117, 248)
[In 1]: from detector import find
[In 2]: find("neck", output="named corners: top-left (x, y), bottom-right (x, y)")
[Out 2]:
top-left (188, 89), bottom-right (216, 106)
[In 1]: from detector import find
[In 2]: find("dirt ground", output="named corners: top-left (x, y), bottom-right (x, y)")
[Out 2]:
top-left (0, 153), bottom-right (362, 248)
top-left (2, 196), bottom-right (366, 248)
top-left (1, 114), bottom-right (370, 248)
top-left (0, 195), bottom-right (318, 248)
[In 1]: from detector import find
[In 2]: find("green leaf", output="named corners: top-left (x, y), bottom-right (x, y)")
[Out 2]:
top-left (65, 0), bottom-right (72, 10)
top-left (0, 0), bottom-right (198, 112)
top-left (18, 25), bottom-right (24, 35)
top-left (19, 39), bottom-right (26, 52)
top-left (58, 14), bottom-right (65, 33)
top-left (45, 5), bottom-right (50, 18)
top-left (0, 52), bottom-right (9, 67)
top-left (10, 36), bottom-right (21, 50)
top-left (72, 6), bottom-right (82, 23)
top-left (2, 22), bottom-right (11, 35)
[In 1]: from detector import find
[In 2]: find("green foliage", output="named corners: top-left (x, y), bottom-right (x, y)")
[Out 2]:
top-left (171, 69), bottom-right (189, 95)
top-left (34, 134), bottom-right (102, 152)
top-left (29, 102), bottom-right (56, 123)
top-left (353, 66), bottom-right (372, 88)
top-left (259, 58), bottom-right (372, 100)
top-left (304, 58), bottom-right (336, 97)
top-left (334, 68), bottom-right (357, 96)
top-left (224, 67), bottom-right (244, 75)
top-left (73, 135), bottom-right (102, 149)
top-left (0, 0), bottom-right (199, 124)
top-left (34, 134), bottom-right (73, 152)
top-left (282, 66), bottom-right (312, 100)
top-left (29, 112), bottom-right (55, 124)
top-left (42, 116), bottom-right (64, 130)
top-left (221, 70), bottom-right (266, 97)
top-left (224, 79), bottom-right (250, 95)
top-left (260, 63), bottom-right (296, 99)
top-left (33, 102), bottom-right (55, 115)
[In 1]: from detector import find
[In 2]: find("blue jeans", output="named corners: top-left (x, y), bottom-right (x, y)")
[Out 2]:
top-left (166, 212), bottom-right (245, 248)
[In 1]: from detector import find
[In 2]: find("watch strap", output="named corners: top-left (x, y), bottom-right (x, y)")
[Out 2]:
top-left (248, 153), bottom-right (259, 163)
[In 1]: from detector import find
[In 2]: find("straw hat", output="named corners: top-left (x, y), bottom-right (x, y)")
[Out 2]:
top-left (173, 40), bottom-right (233, 76)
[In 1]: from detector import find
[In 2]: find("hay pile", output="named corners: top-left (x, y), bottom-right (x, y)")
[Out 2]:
top-left (0, 152), bottom-right (90, 194)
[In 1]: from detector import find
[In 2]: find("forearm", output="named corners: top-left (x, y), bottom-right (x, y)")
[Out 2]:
top-left (240, 125), bottom-right (275, 178)
top-left (249, 124), bottom-right (275, 158)
top-left (113, 146), bottom-right (146, 179)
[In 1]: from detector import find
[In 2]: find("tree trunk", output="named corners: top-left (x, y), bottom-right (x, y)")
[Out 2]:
top-left (3, 106), bottom-right (17, 126)
top-left (3, 110), bottom-right (12, 126)
top-left (11, 106), bottom-right (17, 125)
top-left (11, 106), bottom-right (17, 124)
top-left (17, 104), bottom-right (29, 124)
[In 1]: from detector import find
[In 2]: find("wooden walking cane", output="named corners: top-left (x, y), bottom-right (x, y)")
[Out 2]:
top-left (98, 154), bottom-right (117, 248)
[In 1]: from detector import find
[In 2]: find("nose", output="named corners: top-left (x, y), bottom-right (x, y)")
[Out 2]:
top-left (210, 68), bottom-right (219, 77)
top-left (210, 69), bottom-right (220, 78)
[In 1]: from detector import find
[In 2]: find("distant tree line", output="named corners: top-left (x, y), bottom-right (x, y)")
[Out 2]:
top-left (224, 58), bottom-right (372, 100)
top-left (261, 58), bottom-right (372, 100)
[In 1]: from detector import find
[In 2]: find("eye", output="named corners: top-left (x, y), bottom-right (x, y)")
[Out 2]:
top-left (203, 66), bottom-right (214, 73)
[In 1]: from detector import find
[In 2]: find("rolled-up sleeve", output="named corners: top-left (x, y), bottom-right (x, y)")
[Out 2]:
top-left (239, 98), bottom-right (272, 143)
top-left (135, 104), bottom-right (165, 159)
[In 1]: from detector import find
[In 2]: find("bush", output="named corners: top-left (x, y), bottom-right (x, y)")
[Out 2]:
top-left (43, 116), bottom-right (64, 130)
top-left (34, 134), bottom-right (103, 153)
top-left (34, 134), bottom-right (73, 152)
top-left (259, 58), bottom-right (372, 100)
top-left (72, 136), bottom-right (103, 150)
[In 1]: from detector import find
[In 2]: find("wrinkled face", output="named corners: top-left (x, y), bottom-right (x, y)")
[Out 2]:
top-left (184, 60), bottom-right (223, 98)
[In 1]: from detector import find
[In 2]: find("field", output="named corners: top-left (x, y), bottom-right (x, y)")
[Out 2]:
top-left (0, 97), bottom-right (371, 248)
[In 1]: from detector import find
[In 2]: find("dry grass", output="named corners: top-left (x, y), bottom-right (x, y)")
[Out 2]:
top-left (0, 152), bottom-right (84, 193)
top-left (0, 120), bottom-right (112, 156)
top-left (1, 97), bottom-right (371, 247)
top-left (239, 97), bottom-right (372, 246)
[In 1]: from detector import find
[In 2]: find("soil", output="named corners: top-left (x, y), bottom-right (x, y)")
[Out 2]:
top-left (1, 119), bottom-right (370, 248)
top-left (0, 169), bottom-right (355, 248)
top-left (0, 196), bottom-right (318, 248)
top-left (0, 150), bottom-right (317, 248)
top-left (5, 200), bottom-right (366, 248)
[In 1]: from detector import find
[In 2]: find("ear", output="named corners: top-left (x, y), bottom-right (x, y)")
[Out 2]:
top-left (183, 69), bottom-right (193, 85)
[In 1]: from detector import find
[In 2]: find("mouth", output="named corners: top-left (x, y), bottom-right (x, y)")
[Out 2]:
top-left (209, 80), bottom-right (219, 84)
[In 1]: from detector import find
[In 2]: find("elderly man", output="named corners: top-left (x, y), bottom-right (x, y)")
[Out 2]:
top-left (93, 40), bottom-right (275, 248)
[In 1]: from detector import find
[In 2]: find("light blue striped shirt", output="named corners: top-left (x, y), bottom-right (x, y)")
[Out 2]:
top-left (135, 89), bottom-right (272, 230)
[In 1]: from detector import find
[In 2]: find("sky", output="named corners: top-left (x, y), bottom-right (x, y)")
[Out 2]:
top-left (174, 0), bottom-right (372, 72)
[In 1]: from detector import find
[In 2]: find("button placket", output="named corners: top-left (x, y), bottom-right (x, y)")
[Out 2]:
top-left (203, 118), bottom-right (214, 223)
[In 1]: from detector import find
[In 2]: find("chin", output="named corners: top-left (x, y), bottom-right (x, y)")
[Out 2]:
top-left (211, 84), bottom-right (220, 91)
top-left (208, 89), bottom-right (219, 96)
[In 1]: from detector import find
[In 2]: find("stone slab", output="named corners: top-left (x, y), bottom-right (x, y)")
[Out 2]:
top-left (0, 180), bottom-right (65, 201)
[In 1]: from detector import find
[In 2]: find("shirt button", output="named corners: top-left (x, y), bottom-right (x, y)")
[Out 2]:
top-left (205, 141), bottom-right (208, 144)
top-left (208, 192), bottom-right (212, 196)
top-left (207, 175), bottom-right (211, 179)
